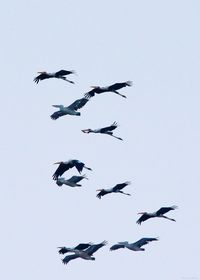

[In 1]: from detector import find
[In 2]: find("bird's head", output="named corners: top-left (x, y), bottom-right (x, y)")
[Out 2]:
top-left (81, 129), bottom-right (92, 133)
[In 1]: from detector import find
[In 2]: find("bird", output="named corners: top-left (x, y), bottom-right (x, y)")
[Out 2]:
top-left (50, 97), bottom-right (90, 120)
top-left (58, 243), bottom-right (93, 254)
top-left (62, 241), bottom-right (107, 265)
top-left (34, 69), bottom-right (75, 84)
top-left (53, 159), bottom-right (92, 180)
top-left (136, 205), bottom-right (178, 225)
top-left (84, 81), bottom-right (132, 99)
top-left (56, 174), bottom-right (88, 187)
top-left (110, 237), bottom-right (158, 252)
top-left (82, 121), bottom-right (123, 141)
top-left (96, 181), bottom-right (131, 199)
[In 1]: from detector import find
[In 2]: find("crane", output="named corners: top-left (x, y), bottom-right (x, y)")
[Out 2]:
top-left (110, 237), bottom-right (158, 252)
top-left (96, 181), bottom-right (131, 199)
top-left (34, 69), bottom-right (75, 84)
top-left (56, 175), bottom-right (88, 187)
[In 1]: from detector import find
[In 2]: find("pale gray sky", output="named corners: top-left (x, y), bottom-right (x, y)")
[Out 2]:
top-left (1, 0), bottom-right (200, 279)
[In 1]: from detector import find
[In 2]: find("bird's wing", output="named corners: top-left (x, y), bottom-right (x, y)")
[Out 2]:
top-left (62, 254), bottom-right (79, 265)
top-left (136, 214), bottom-right (149, 225)
top-left (67, 175), bottom-right (84, 184)
top-left (96, 190), bottom-right (107, 199)
top-left (100, 122), bottom-right (118, 133)
top-left (72, 160), bottom-right (84, 173)
top-left (53, 162), bottom-right (72, 180)
top-left (156, 206), bottom-right (178, 216)
top-left (50, 110), bottom-right (66, 120)
top-left (58, 247), bottom-right (70, 254)
top-left (68, 97), bottom-right (89, 111)
top-left (75, 243), bottom-right (93, 250)
top-left (55, 70), bottom-right (73, 76)
top-left (84, 88), bottom-right (97, 98)
top-left (85, 241), bottom-right (107, 256)
top-left (33, 73), bottom-right (49, 83)
top-left (112, 181), bottom-right (130, 191)
top-left (110, 244), bottom-right (125, 251)
top-left (133, 238), bottom-right (158, 248)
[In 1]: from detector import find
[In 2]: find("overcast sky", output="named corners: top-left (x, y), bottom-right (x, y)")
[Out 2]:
top-left (1, 0), bottom-right (200, 279)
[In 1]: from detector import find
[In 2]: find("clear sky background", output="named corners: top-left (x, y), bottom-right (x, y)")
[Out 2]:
top-left (1, 0), bottom-right (200, 279)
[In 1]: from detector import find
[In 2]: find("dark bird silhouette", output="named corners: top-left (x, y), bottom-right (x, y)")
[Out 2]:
top-left (62, 241), bottom-right (107, 265)
top-left (137, 205), bottom-right (178, 225)
top-left (110, 237), bottom-right (158, 252)
top-left (82, 121), bottom-right (123, 141)
top-left (34, 69), bottom-right (75, 84)
top-left (50, 97), bottom-right (90, 120)
top-left (84, 81), bottom-right (132, 99)
top-left (53, 159), bottom-right (92, 180)
top-left (96, 181), bottom-right (131, 199)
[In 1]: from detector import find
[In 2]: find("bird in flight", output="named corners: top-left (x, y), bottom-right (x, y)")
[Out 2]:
top-left (34, 69), bottom-right (75, 84)
top-left (50, 97), bottom-right (90, 120)
top-left (84, 81), bottom-right (132, 99)
top-left (56, 175), bottom-right (88, 187)
top-left (96, 181), bottom-right (131, 199)
top-left (136, 205), bottom-right (178, 225)
top-left (110, 237), bottom-right (158, 252)
top-left (82, 121), bottom-right (123, 141)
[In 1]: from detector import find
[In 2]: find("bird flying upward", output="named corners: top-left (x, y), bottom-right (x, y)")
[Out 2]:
top-left (110, 237), bottom-right (158, 252)
top-left (34, 69), bottom-right (75, 84)
top-left (62, 241), bottom-right (107, 265)
top-left (82, 121), bottom-right (123, 141)
top-left (96, 181), bottom-right (131, 199)
top-left (56, 174), bottom-right (88, 187)
top-left (84, 81), bottom-right (132, 99)
top-left (53, 159), bottom-right (92, 180)
top-left (136, 205), bottom-right (178, 225)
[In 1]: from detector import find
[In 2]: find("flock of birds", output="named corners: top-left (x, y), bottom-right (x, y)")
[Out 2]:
top-left (34, 69), bottom-right (178, 266)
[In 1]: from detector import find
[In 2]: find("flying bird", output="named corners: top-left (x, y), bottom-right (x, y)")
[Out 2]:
top-left (53, 159), bottom-right (92, 180)
top-left (34, 69), bottom-right (75, 84)
top-left (62, 241), bottom-right (107, 265)
top-left (56, 174), bottom-right (88, 187)
top-left (136, 205), bottom-right (178, 225)
top-left (110, 237), bottom-right (158, 252)
top-left (82, 121), bottom-right (123, 141)
top-left (58, 243), bottom-right (93, 254)
top-left (96, 181), bottom-right (131, 199)
top-left (50, 97), bottom-right (90, 120)
top-left (84, 81), bottom-right (132, 99)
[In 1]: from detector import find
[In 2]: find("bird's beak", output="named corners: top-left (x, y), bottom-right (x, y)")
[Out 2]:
top-left (96, 189), bottom-right (102, 191)
top-left (90, 86), bottom-right (97, 88)
top-left (81, 129), bottom-right (89, 133)
top-left (137, 212), bottom-right (144, 215)
top-left (54, 161), bottom-right (62, 165)
top-left (37, 71), bottom-right (45, 73)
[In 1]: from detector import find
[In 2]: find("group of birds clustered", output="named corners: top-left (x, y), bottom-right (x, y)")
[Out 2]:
top-left (34, 69), bottom-right (178, 266)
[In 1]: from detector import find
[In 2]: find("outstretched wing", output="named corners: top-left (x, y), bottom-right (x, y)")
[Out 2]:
top-left (68, 97), bottom-right (89, 111)
top-left (100, 122), bottom-right (118, 133)
top-left (136, 213), bottom-right (150, 225)
top-left (55, 70), bottom-right (74, 77)
top-left (108, 81), bottom-right (132, 91)
top-left (75, 243), bottom-right (93, 250)
top-left (112, 181), bottom-right (130, 192)
top-left (85, 241), bottom-right (107, 256)
top-left (156, 206), bottom-right (178, 216)
top-left (34, 73), bottom-right (49, 83)
top-left (96, 190), bottom-right (107, 199)
top-left (50, 110), bottom-right (66, 120)
top-left (62, 254), bottom-right (79, 265)
top-left (110, 244), bottom-right (125, 251)
top-left (133, 238), bottom-right (158, 248)
top-left (58, 247), bottom-right (70, 254)
top-left (53, 162), bottom-right (73, 180)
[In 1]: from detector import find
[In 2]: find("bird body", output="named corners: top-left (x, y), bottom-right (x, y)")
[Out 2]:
top-left (96, 181), bottom-right (131, 199)
top-left (110, 238), bottom-right (158, 252)
top-left (56, 175), bottom-right (88, 187)
top-left (34, 69), bottom-right (75, 84)
top-left (84, 81), bottom-right (132, 98)
top-left (50, 97), bottom-right (89, 120)
top-left (53, 159), bottom-right (92, 180)
top-left (62, 241), bottom-right (107, 265)
top-left (82, 121), bottom-right (123, 140)
top-left (137, 205), bottom-right (178, 224)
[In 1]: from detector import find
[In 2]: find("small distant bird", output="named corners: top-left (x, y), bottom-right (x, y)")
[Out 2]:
top-left (62, 241), bottom-right (107, 265)
top-left (110, 237), bottom-right (158, 252)
top-left (50, 97), bottom-right (90, 120)
top-left (96, 181), bottom-right (131, 199)
top-left (34, 70), bottom-right (75, 84)
top-left (58, 243), bottom-right (93, 254)
top-left (137, 205), bottom-right (178, 225)
top-left (53, 159), bottom-right (92, 180)
top-left (84, 81), bottom-right (132, 99)
top-left (82, 121), bottom-right (123, 141)
top-left (56, 175), bottom-right (88, 187)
